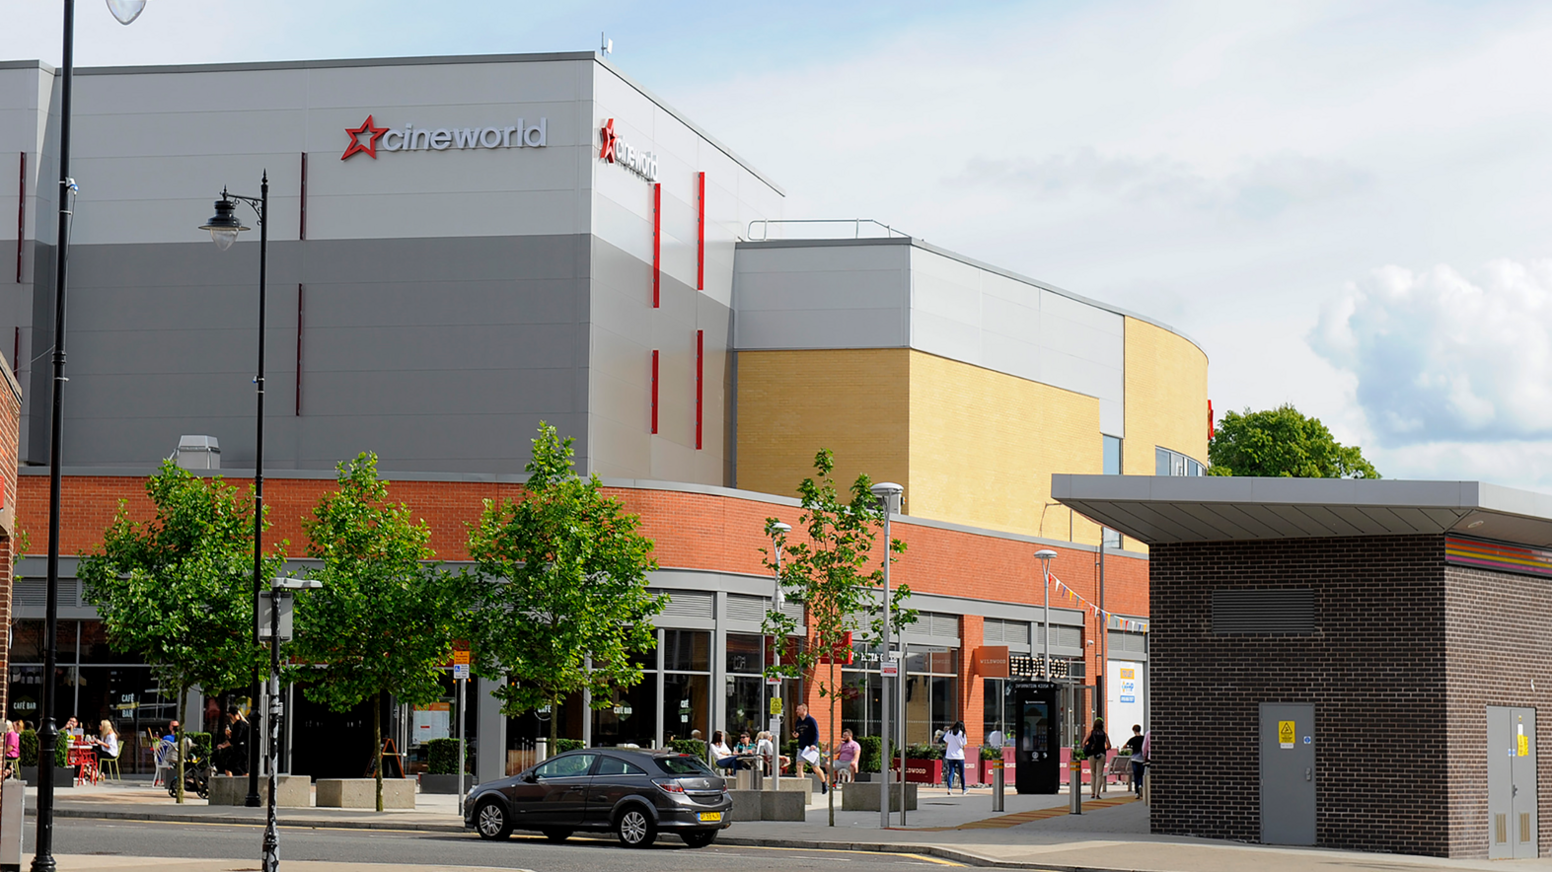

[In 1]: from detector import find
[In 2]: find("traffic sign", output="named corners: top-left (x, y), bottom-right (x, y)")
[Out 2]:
top-left (882, 662), bottom-right (899, 677)
top-left (769, 697), bottom-right (783, 716)
top-left (453, 664), bottom-right (470, 680)
top-left (453, 649), bottom-right (470, 667)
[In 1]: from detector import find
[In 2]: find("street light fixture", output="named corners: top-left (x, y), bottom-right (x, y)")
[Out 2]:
top-left (196, 173), bottom-right (269, 815)
top-left (34, 2), bottom-right (143, 870)
top-left (1035, 549), bottom-right (1058, 679)
top-left (767, 521), bottom-right (790, 791)
top-left (869, 482), bottom-right (903, 829)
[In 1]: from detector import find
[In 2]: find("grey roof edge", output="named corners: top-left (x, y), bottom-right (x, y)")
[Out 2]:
top-left (0, 60), bottom-right (51, 73)
top-left (22, 465), bottom-right (1144, 558)
top-left (13, 50), bottom-right (786, 200)
top-left (736, 237), bottom-right (1205, 358)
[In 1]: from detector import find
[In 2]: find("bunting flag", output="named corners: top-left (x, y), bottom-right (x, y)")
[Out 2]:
top-left (1047, 572), bottom-right (1149, 634)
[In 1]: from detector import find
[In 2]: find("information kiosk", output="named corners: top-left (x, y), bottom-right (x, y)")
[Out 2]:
top-left (1013, 680), bottom-right (1061, 794)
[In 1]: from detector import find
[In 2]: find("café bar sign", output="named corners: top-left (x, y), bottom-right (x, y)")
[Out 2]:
top-left (342, 114), bottom-right (549, 160)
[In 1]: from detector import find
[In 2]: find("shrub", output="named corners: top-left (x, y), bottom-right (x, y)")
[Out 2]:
top-left (18, 730), bottom-right (37, 767)
top-left (554, 738), bottom-right (583, 754)
top-left (668, 738), bottom-right (706, 759)
top-left (185, 731), bottom-right (213, 763)
top-left (980, 744), bottom-right (1002, 761)
top-left (905, 742), bottom-right (942, 760)
top-left (426, 738), bottom-right (462, 775)
top-left (858, 735), bottom-right (882, 773)
top-left (54, 736), bottom-right (68, 768)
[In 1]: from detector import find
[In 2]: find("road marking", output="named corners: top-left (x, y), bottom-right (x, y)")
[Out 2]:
top-left (924, 794), bottom-right (1139, 831)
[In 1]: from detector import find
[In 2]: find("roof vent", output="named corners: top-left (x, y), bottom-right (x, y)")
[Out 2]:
top-left (175, 435), bottom-right (220, 470)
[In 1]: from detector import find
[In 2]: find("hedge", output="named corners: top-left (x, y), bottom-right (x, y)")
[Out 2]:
top-left (426, 737), bottom-right (462, 775)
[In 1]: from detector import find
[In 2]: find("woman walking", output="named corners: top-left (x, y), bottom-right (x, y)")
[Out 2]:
top-left (2, 720), bottom-right (20, 780)
top-left (943, 721), bottom-right (968, 795)
top-left (1082, 718), bottom-right (1111, 799)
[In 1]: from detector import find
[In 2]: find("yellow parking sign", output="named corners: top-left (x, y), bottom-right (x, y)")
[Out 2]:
top-left (1278, 720), bottom-right (1295, 749)
top-left (770, 697), bottom-right (783, 716)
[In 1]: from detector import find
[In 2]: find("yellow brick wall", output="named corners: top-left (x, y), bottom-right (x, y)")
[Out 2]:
top-left (1122, 317), bottom-right (1209, 475)
top-left (735, 349), bottom-right (910, 501)
top-left (907, 351), bottom-right (1105, 544)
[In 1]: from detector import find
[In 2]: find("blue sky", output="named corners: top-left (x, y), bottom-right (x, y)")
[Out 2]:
top-left (9, 1), bottom-right (1552, 487)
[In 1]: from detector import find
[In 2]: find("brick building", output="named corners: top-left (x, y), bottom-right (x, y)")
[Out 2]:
top-left (1055, 474), bottom-right (1552, 860)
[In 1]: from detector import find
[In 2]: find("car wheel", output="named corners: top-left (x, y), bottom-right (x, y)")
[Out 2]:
top-left (682, 830), bottom-right (717, 849)
top-left (542, 828), bottom-right (573, 843)
top-left (475, 798), bottom-right (512, 840)
top-left (615, 806), bottom-right (657, 848)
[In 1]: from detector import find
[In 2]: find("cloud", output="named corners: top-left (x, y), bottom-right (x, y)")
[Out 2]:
top-left (1311, 259), bottom-right (1552, 444)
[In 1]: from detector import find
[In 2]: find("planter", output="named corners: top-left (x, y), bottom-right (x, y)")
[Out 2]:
top-left (893, 757), bottom-right (942, 784)
top-left (317, 778), bottom-right (415, 809)
top-left (418, 773), bottom-right (472, 795)
top-left (20, 767), bottom-right (75, 788)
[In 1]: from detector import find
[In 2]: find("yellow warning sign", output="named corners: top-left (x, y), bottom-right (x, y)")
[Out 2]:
top-left (1278, 720), bottom-right (1295, 749)
top-left (1519, 735), bottom-right (1529, 757)
top-left (769, 697), bottom-right (783, 716)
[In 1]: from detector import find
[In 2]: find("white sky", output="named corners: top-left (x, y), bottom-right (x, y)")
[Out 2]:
top-left (7, 1), bottom-right (1552, 487)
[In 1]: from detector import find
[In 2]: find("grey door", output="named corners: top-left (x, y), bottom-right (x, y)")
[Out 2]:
top-left (1488, 706), bottom-right (1538, 859)
top-left (1260, 702), bottom-right (1315, 845)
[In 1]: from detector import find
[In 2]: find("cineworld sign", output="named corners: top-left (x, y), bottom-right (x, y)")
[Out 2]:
top-left (342, 114), bottom-right (549, 160)
top-left (598, 118), bottom-right (659, 182)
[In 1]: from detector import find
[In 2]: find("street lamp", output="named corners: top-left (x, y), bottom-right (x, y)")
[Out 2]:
top-left (198, 175), bottom-right (270, 811)
top-left (262, 576), bottom-right (321, 872)
top-left (870, 482), bottom-right (903, 829)
top-left (1035, 549), bottom-right (1057, 679)
top-left (767, 521), bottom-right (790, 791)
top-left (33, 2), bottom-right (143, 870)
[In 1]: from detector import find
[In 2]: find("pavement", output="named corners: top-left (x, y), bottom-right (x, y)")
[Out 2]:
top-left (12, 778), bottom-right (1552, 872)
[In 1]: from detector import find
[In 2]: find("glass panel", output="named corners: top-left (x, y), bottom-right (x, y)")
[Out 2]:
top-left (594, 755), bottom-right (644, 776)
top-left (725, 675), bottom-right (764, 739)
top-left (6, 665), bottom-right (43, 725)
top-left (80, 621), bottom-right (128, 664)
top-left (592, 678), bottom-right (658, 749)
top-left (983, 678), bottom-right (1008, 739)
top-left (1155, 446), bottom-right (1171, 476)
top-left (726, 633), bottom-right (762, 674)
top-left (663, 673), bottom-right (709, 742)
top-left (662, 630), bottom-right (710, 672)
top-left (1102, 527), bottom-right (1122, 549)
top-left (931, 675), bottom-right (958, 736)
top-left (839, 669), bottom-right (883, 739)
top-left (535, 753), bottom-right (596, 778)
top-left (1172, 452), bottom-right (1186, 476)
top-left (73, 665), bottom-right (175, 774)
top-left (654, 754), bottom-right (715, 776)
top-left (1103, 435), bottom-right (1122, 476)
top-left (8, 620), bottom-right (43, 662)
top-left (1187, 458), bottom-right (1203, 476)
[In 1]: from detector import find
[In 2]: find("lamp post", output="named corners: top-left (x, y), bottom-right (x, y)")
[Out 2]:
top-left (263, 576), bottom-right (321, 871)
top-left (768, 521), bottom-right (790, 791)
top-left (198, 176), bottom-right (269, 810)
top-left (870, 482), bottom-right (903, 829)
top-left (1035, 550), bottom-right (1057, 679)
top-left (33, 3), bottom-right (144, 870)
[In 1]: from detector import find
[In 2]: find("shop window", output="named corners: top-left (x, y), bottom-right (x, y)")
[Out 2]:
top-left (1155, 445), bottom-right (1204, 477)
top-left (725, 633), bottom-right (762, 674)
top-left (662, 630), bottom-right (710, 672)
top-left (1103, 435), bottom-right (1122, 475)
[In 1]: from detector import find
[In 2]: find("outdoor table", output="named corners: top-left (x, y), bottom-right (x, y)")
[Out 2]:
top-left (68, 742), bottom-right (98, 786)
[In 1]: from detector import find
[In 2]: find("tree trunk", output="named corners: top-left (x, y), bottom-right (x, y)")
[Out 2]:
top-left (373, 691), bottom-right (383, 813)
top-left (548, 694), bottom-right (560, 760)
top-left (175, 684), bottom-right (188, 804)
top-left (827, 659), bottom-right (836, 827)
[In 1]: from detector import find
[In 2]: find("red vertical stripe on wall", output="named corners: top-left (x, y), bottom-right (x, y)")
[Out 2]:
top-left (15, 152), bottom-right (25, 283)
top-left (295, 284), bottom-right (304, 416)
top-left (696, 171), bottom-right (705, 291)
top-left (299, 153), bottom-right (308, 241)
top-left (652, 183), bottom-right (661, 308)
top-left (651, 350), bottom-right (659, 434)
top-left (695, 330), bottom-right (703, 450)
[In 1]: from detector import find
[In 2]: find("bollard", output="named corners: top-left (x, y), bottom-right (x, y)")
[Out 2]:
top-left (1070, 759), bottom-right (1082, 815)
top-left (1, 777), bottom-right (23, 871)
top-left (991, 759), bottom-right (1005, 812)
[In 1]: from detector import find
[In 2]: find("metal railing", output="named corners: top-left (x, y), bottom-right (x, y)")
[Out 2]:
top-left (746, 219), bottom-right (910, 241)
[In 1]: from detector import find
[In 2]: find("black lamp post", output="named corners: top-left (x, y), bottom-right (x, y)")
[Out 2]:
top-left (33, 2), bottom-right (144, 870)
top-left (198, 175), bottom-right (268, 813)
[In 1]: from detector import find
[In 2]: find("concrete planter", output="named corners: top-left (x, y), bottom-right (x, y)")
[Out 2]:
top-left (19, 767), bottom-right (74, 789)
top-left (208, 774), bottom-right (310, 807)
top-left (840, 781), bottom-right (917, 812)
top-left (316, 777), bottom-right (415, 809)
top-left (418, 774), bottom-right (471, 795)
top-left (727, 789), bottom-right (806, 821)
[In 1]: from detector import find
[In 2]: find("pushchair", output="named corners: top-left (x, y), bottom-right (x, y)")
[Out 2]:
top-left (164, 741), bottom-right (210, 800)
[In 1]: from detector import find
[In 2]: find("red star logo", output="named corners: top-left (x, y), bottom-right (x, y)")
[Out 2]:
top-left (342, 115), bottom-right (388, 161)
top-left (600, 118), bottom-right (617, 163)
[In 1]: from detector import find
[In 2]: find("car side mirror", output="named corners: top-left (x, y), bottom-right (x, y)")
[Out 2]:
top-left (522, 772), bottom-right (538, 783)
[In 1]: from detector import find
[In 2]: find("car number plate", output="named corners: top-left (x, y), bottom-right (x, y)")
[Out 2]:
top-left (698, 812), bottom-right (722, 823)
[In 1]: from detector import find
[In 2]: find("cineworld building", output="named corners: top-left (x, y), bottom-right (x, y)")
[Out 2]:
top-left (0, 51), bottom-right (1208, 784)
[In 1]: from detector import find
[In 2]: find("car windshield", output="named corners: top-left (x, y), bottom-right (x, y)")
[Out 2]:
top-left (652, 754), bottom-right (715, 776)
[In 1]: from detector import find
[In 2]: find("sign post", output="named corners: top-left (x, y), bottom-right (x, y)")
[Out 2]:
top-left (453, 643), bottom-right (471, 811)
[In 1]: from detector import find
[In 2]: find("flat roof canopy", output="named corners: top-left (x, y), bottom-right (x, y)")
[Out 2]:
top-left (1051, 475), bottom-right (1552, 547)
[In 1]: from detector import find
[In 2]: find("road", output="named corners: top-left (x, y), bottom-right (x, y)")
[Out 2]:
top-left (48, 818), bottom-right (964, 871)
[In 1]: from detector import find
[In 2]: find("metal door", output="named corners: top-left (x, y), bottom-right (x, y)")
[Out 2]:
top-left (1260, 703), bottom-right (1315, 845)
top-left (1489, 706), bottom-right (1538, 859)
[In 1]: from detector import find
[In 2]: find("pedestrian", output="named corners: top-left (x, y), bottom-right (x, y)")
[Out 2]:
top-left (832, 729), bottom-right (861, 785)
top-left (943, 720), bottom-right (968, 794)
top-left (218, 706), bottom-right (249, 776)
top-left (755, 730), bottom-right (782, 775)
top-left (92, 719), bottom-right (120, 766)
top-left (1082, 717), bottom-right (1110, 798)
top-left (1125, 724), bottom-right (1146, 796)
top-left (710, 730), bottom-right (737, 773)
top-left (791, 703), bottom-right (828, 793)
top-left (2, 720), bottom-right (19, 780)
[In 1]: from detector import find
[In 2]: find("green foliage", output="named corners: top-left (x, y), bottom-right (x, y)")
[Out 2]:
top-left (289, 453), bottom-right (469, 812)
top-left (905, 742), bottom-right (943, 760)
top-left (667, 737), bottom-right (706, 758)
top-left (426, 738), bottom-right (462, 775)
top-left (553, 738), bottom-right (584, 754)
top-left (465, 423), bottom-right (664, 752)
top-left (1209, 405), bottom-right (1380, 479)
top-left (18, 729), bottom-right (37, 767)
top-left (54, 736), bottom-right (68, 768)
top-left (760, 449), bottom-right (914, 825)
top-left (78, 460), bottom-right (275, 705)
top-left (858, 735), bottom-right (882, 773)
top-left (186, 731), bottom-right (213, 762)
top-left (980, 744), bottom-right (1003, 761)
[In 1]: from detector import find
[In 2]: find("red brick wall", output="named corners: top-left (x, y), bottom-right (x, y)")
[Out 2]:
top-left (0, 364), bottom-right (20, 720)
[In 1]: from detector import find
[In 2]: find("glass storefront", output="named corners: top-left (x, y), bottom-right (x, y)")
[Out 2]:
top-left (662, 629), bottom-right (710, 742)
top-left (841, 641), bottom-right (959, 745)
top-left (724, 633), bottom-right (764, 738)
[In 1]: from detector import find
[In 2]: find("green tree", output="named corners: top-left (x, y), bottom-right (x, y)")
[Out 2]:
top-left (761, 449), bottom-right (913, 827)
top-left (1209, 404), bottom-right (1380, 478)
top-left (79, 460), bottom-right (278, 803)
top-left (289, 453), bottom-right (467, 812)
top-left (465, 423), bottom-right (663, 757)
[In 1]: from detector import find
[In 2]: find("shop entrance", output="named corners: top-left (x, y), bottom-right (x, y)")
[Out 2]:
top-left (1488, 706), bottom-right (1538, 859)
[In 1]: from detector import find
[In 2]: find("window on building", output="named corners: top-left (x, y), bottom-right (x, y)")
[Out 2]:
top-left (1107, 630), bottom-right (1147, 655)
top-left (724, 633), bottom-right (766, 739)
top-left (662, 630), bottom-right (711, 743)
top-left (1102, 435), bottom-right (1124, 549)
top-left (1155, 446), bottom-right (1204, 477)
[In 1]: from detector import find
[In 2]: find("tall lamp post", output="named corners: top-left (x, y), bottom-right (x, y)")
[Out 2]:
top-left (768, 521), bottom-right (790, 791)
top-left (1035, 550), bottom-right (1057, 678)
top-left (870, 482), bottom-right (903, 829)
top-left (33, 3), bottom-right (145, 870)
top-left (198, 176), bottom-right (269, 811)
